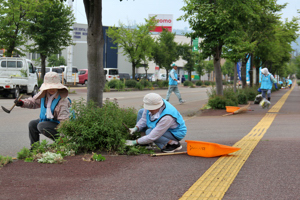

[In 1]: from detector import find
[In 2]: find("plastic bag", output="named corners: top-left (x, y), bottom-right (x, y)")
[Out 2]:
top-left (259, 98), bottom-right (271, 109)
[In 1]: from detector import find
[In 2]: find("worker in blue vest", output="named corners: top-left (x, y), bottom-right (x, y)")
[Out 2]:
top-left (14, 72), bottom-right (71, 147)
top-left (126, 93), bottom-right (187, 153)
top-left (166, 63), bottom-right (186, 104)
top-left (260, 68), bottom-right (277, 102)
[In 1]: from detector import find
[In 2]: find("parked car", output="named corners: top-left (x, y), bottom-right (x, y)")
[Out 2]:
top-left (135, 73), bottom-right (143, 81)
top-left (78, 69), bottom-right (88, 85)
top-left (104, 68), bottom-right (120, 81)
top-left (119, 73), bottom-right (130, 80)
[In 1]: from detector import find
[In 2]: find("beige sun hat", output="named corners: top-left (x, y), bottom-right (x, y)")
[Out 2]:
top-left (143, 93), bottom-right (164, 110)
top-left (35, 72), bottom-right (68, 99)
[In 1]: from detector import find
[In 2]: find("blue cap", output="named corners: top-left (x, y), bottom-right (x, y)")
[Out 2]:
top-left (172, 63), bottom-right (177, 67)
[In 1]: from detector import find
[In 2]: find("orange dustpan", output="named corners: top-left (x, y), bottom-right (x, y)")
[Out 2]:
top-left (185, 140), bottom-right (241, 157)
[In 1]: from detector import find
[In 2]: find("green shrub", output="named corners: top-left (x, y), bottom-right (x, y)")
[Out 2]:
top-left (237, 91), bottom-right (248, 104)
top-left (204, 81), bottom-right (211, 86)
top-left (125, 80), bottom-right (137, 88)
top-left (107, 80), bottom-right (120, 88)
top-left (140, 79), bottom-right (152, 87)
top-left (183, 81), bottom-right (193, 86)
top-left (162, 80), bottom-right (169, 87)
top-left (211, 82), bottom-right (216, 86)
top-left (155, 80), bottom-right (164, 88)
top-left (57, 99), bottom-right (145, 154)
top-left (135, 82), bottom-right (144, 90)
top-left (115, 81), bottom-right (125, 91)
top-left (208, 96), bottom-right (237, 109)
top-left (104, 82), bottom-right (110, 92)
top-left (195, 81), bottom-right (203, 86)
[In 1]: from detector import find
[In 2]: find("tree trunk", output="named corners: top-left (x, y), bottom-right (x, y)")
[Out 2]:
top-left (241, 55), bottom-right (250, 88)
top-left (213, 45), bottom-right (223, 95)
top-left (234, 62), bottom-right (237, 92)
top-left (84, 0), bottom-right (105, 107)
top-left (40, 54), bottom-right (47, 80)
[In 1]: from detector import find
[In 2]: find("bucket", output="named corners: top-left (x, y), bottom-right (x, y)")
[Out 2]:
top-left (226, 106), bottom-right (240, 113)
top-left (185, 140), bottom-right (241, 157)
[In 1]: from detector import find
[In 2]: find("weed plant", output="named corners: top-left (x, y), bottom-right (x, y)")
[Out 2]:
top-left (0, 155), bottom-right (12, 167)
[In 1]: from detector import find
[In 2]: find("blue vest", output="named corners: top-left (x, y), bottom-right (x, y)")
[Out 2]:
top-left (146, 100), bottom-right (187, 140)
top-left (169, 69), bottom-right (178, 86)
top-left (261, 74), bottom-right (273, 90)
top-left (39, 95), bottom-right (61, 124)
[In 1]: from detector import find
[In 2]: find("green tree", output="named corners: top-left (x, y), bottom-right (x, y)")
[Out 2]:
top-left (107, 17), bottom-right (156, 79)
top-left (179, 0), bottom-right (281, 95)
top-left (158, 29), bottom-right (179, 78)
top-left (0, 0), bottom-right (38, 57)
top-left (178, 43), bottom-right (195, 81)
top-left (26, 0), bottom-right (74, 80)
top-left (47, 54), bottom-right (66, 67)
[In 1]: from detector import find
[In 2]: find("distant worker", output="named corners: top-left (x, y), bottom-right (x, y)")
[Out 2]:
top-left (288, 78), bottom-right (292, 88)
top-left (260, 68), bottom-right (278, 102)
top-left (166, 63), bottom-right (186, 104)
top-left (125, 93), bottom-right (187, 153)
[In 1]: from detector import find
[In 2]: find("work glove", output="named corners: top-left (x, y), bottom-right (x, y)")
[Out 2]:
top-left (129, 127), bottom-right (138, 135)
top-left (274, 83), bottom-right (278, 90)
top-left (257, 88), bottom-right (261, 93)
top-left (125, 140), bottom-right (137, 146)
top-left (14, 99), bottom-right (24, 107)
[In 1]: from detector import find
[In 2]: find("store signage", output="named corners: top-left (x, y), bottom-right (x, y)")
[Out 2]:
top-left (149, 14), bottom-right (173, 32)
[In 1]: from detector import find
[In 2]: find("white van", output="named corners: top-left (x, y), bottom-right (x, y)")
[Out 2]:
top-left (53, 66), bottom-right (79, 84)
top-left (104, 68), bottom-right (120, 81)
top-left (36, 67), bottom-right (63, 82)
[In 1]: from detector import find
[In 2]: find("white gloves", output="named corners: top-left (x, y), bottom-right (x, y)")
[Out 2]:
top-left (129, 127), bottom-right (138, 135)
top-left (125, 140), bottom-right (137, 146)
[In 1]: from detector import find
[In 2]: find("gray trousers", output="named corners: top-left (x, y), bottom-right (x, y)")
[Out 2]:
top-left (29, 119), bottom-right (59, 146)
top-left (166, 85), bottom-right (182, 102)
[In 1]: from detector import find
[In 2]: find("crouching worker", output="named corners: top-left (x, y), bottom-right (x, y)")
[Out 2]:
top-left (14, 72), bottom-right (70, 147)
top-left (125, 93), bottom-right (187, 153)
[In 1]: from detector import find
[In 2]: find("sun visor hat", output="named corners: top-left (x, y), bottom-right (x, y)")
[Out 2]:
top-left (143, 93), bottom-right (163, 110)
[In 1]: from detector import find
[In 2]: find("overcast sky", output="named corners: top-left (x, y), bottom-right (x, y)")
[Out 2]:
top-left (72, 0), bottom-right (299, 30)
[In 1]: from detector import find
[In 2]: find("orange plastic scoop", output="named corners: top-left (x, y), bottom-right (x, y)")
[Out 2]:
top-left (185, 140), bottom-right (241, 157)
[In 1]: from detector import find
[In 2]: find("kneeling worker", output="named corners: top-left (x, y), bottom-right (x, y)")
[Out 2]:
top-left (126, 93), bottom-right (187, 153)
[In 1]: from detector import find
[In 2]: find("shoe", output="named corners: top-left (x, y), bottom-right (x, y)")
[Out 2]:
top-left (180, 100), bottom-right (186, 104)
top-left (162, 142), bottom-right (182, 153)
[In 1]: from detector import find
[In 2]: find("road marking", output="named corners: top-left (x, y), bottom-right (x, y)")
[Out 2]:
top-left (180, 86), bottom-right (294, 200)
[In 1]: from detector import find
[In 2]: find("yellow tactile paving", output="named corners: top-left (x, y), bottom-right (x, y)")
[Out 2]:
top-left (180, 86), bottom-right (294, 200)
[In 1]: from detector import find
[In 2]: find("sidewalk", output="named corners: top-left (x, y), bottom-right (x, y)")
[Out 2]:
top-left (0, 85), bottom-right (299, 200)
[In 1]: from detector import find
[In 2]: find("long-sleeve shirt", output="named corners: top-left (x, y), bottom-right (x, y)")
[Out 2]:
top-left (21, 91), bottom-right (70, 122)
top-left (136, 104), bottom-right (178, 144)
top-left (169, 69), bottom-right (176, 80)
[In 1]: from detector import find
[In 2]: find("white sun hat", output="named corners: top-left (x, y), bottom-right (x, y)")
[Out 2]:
top-left (35, 72), bottom-right (68, 99)
top-left (143, 93), bottom-right (164, 110)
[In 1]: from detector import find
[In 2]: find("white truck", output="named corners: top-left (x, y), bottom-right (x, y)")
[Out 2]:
top-left (0, 57), bottom-right (39, 98)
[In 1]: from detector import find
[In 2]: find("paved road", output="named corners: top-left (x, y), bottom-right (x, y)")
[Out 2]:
top-left (1, 84), bottom-right (300, 200)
